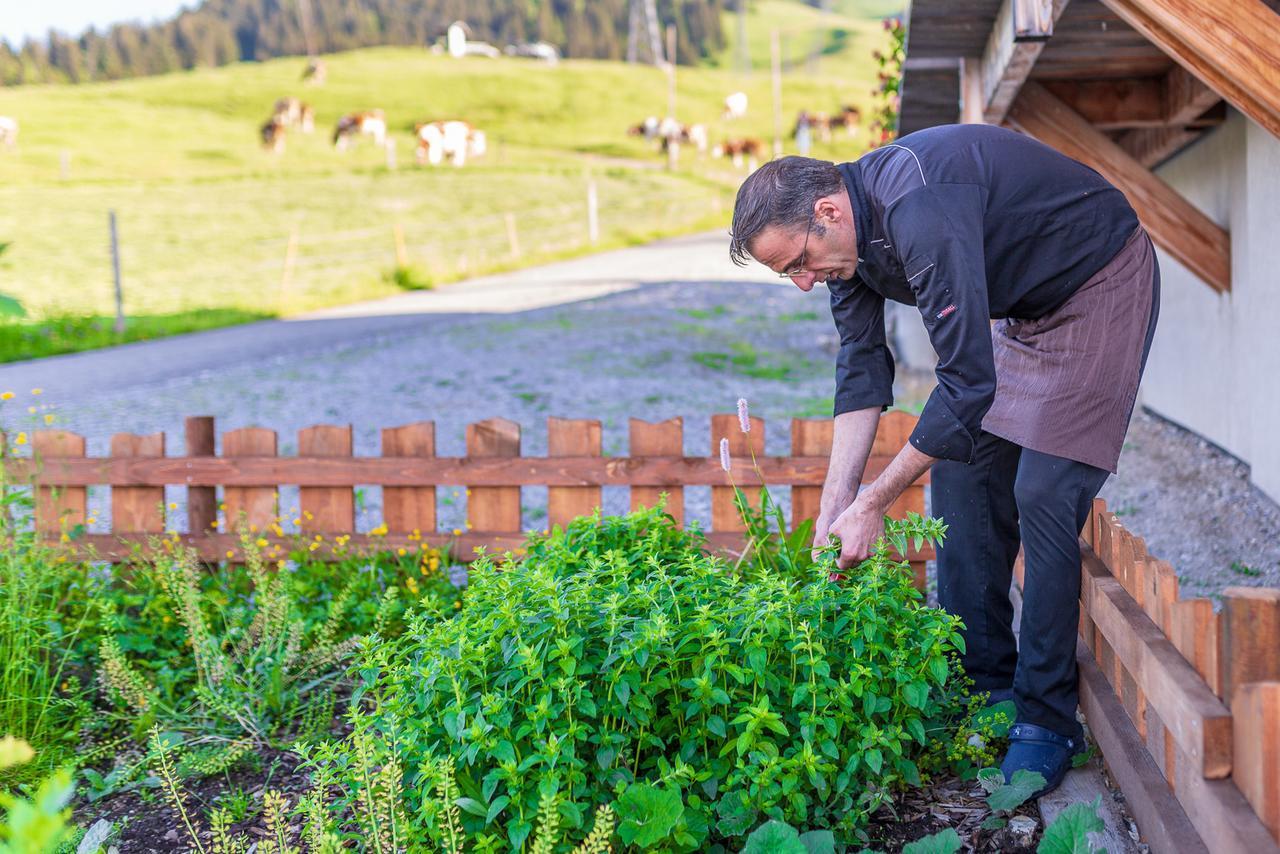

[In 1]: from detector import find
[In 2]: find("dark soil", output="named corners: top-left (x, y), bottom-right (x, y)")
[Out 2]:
top-left (71, 746), bottom-right (311, 852)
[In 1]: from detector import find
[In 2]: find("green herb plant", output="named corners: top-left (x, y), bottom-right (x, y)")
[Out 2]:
top-left (308, 495), bottom-right (968, 849)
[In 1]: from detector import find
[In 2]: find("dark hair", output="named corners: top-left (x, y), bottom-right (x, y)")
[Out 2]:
top-left (728, 156), bottom-right (844, 266)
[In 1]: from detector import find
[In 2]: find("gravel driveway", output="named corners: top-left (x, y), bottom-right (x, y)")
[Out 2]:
top-left (9, 230), bottom-right (1278, 596)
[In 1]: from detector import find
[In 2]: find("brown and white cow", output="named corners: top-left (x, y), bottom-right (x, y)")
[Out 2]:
top-left (712, 137), bottom-right (764, 169)
top-left (333, 110), bottom-right (386, 151)
top-left (0, 116), bottom-right (17, 149)
top-left (261, 115), bottom-right (287, 154)
top-left (273, 98), bottom-right (315, 133)
top-left (414, 120), bottom-right (486, 167)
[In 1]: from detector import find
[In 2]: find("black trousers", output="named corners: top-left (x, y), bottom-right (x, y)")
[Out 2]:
top-left (934, 436), bottom-right (1110, 739)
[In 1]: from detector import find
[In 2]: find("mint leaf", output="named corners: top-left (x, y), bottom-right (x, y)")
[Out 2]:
top-left (987, 769), bottom-right (1046, 813)
top-left (742, 820), bottom-right (806, 854)
top-left (617, 783), bottom-right (684, 848)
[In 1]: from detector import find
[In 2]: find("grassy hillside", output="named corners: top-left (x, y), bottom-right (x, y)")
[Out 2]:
top-left (0, 2), bottom-right (893, 358)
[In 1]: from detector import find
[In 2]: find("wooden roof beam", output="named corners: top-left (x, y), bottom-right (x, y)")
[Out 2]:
top-left (981, 0), bottom-right (1072, 123)
top-left (1099, 0), bottom-right (1280, 138)
top-left (1008, 82), bottom-right (1230, 293)
top-left (1116, 126), bottom-right (1201, 168)
top-left (1039, 75), bottom-right (1224, 130)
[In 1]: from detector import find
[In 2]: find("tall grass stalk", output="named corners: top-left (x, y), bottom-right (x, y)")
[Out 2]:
top-left (0, 487), bottom-right (96, 780)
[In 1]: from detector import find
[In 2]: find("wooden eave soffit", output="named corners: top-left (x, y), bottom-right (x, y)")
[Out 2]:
top-left (1099, 0), bottom-right (1280, 140)
top-left (1008, 83), bottom-right (1231, 293)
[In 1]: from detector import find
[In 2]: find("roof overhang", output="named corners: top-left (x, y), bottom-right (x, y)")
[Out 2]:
top-left (898, 0), bottom-right (1280, 293)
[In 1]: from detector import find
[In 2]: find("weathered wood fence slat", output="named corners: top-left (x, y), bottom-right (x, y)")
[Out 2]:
top-left (10, 412), bottom-right (933, 576)
top-left (1069, 499), bottom-right (1280, 852)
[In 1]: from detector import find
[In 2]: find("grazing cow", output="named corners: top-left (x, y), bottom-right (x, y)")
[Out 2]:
top-left (0, 116), bottom-right (17, 149)
top-left (723, 91), bottom-right (748, 120)
top-left (659, 122), bottom-right (708, 156)
top-left (302, 58), bottom-right (327, 85)
top-left (711, 137), bottom-right (764, 169)
top-left (835, 104), bottom-right (861, 135)
top-left (272, 98), bottom-right (315, 133)
top-left (415, 120), bottom-right (485, 166)
top-left (261, 116), bottom-right (287, 154)
top-left (627, 116), bottom-right (661, 140)
top-left (333, 110), bottom-right (386, 151)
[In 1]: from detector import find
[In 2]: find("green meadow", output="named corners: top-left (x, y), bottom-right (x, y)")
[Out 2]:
top-left (0, 1), bottom-right (897, 359)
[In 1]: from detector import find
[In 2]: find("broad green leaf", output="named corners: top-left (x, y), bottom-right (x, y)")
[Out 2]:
top-left (486, 795), bottom-right (511, 824)
top-left (987, 769), bottom-right (1046, 813)
top-left (902, 827), bottom-right (962, 854)
top-left (617, 783), bottom-right (684, 848)
top-left (742, 820), bottom-right (806, 854)
top-left (455, 796), bottom-right (487, 818)
top-left (903, 682), bottom-right (929, 709)
top-left (1037, 797), bottom-right (1105, 854)
top-left (0, 292), bottom-right (26, 319)
top-left (715, 793), bottom-right (757, 837)
top-left (798, 829), bottom-right (836, 854)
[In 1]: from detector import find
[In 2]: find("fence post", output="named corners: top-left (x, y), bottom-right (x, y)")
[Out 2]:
top-left (385, 138), bottom-right (397, 170)
top-left (466, 419), bottom-right (521, 541)
top-left (32, 432), bottom-right (87, 539)
top-left (109, 211), bottom-right (125, 334)
top-left (504, 212), bottom-right (521, 259)
top-left (587, 181), bottom-right (600, 243)
top-left (299, 425), bottom-right (354, 534)
top-left (393, 223), bottom-right (408, 267)
top-left (630, 418), bottom-right (684, 523)
top-left (280, 225), bottom-right (300, 312)
top-left (548, 418), bottom-right (602, 529)
top-left (110, 432), bottom-right (165, 534)
top-left (186, 416), bottom-right (217, 537)
top-left (771, 28), bottom-right (784, 158)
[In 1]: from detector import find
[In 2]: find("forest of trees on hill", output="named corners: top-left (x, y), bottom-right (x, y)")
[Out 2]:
top-left (0, 0), bottom-right (727, 86)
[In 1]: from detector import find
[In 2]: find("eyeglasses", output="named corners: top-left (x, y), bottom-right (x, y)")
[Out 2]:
top-left (778, 216), bottom-right (815, 279)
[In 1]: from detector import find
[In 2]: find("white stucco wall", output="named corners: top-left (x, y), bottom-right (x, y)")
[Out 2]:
top-left (1143, 110), bottom-right (1280, 501)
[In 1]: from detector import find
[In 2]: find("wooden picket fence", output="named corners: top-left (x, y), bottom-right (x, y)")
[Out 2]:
top-left (10, 411), bottom-right (932, 585)
top-left (1014, 499), bottom-right (1280, 852)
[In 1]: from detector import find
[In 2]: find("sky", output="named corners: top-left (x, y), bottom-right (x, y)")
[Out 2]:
top-left (1, 0), bottom-right (189, 44)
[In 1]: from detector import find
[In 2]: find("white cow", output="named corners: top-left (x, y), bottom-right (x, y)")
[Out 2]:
top-left (723, 91), bottom-right (748, 120)
top-left (0, 116), bottom-right (17, 148)
top-left (415, 120), bottom-right (485, 166)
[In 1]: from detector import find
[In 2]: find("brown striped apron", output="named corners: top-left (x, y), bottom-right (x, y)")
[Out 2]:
top-left (981, 226), bottom-right (1159, 473)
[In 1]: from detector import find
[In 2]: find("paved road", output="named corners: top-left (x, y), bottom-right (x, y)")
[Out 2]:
top-left (5, 230), bottom-right (773, 403)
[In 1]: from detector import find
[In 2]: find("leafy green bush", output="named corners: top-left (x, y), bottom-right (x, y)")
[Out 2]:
top-left (316, 504), bottom-right (969, 850)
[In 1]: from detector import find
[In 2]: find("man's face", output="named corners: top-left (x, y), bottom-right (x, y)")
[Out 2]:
top-left (749, 201), bottom-right (858, 292)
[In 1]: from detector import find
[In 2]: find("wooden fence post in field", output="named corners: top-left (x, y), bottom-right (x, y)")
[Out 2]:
top-left (393, 223), bottom-right (408, 267)
top-left (385, 139), bottom-right (396, 170)
top-left (280, 225), bottom-right (300, 312)
top-left (110, 432), bottom-right (165, 534)
top-left (109, 211), bottom-right (125, 335)
top-left (382, 422), bottom-right (436, 536)
top-left (299, 425), bottom-right (354, 533)
top-left (504, 213), bottom-right (521, 259)
top-left (548, 418), bottom-right (602, 529)
top-left (587, 181), bottom-right (600, 243)
top-left (32, 432), bottom-right (86, 537)
top-left (771, 28), bottom-right (784, 159)
top-left (185, 416), bottom-right (217, 536)
top-left (630, 417), bottom-right (684, 523)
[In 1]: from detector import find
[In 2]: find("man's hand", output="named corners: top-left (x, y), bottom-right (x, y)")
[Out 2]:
top-left (828, 493), bottom-right (887, 570)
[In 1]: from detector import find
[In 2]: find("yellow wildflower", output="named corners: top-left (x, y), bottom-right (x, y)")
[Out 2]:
top-left (43, 414), bottom-right (55, 425)
top-left (309, 542), bottom-right (319, 552)
top-left (454, 600), bottom-right (461, 609)
top-left (30, 388), bottom-right (42, 396)
top-left (293, 518), bottom-right (302, 526)
top-left (168, 502), bottom-right (178, 510)
top-left (60, 533), bottom-right (70, 543)
top-left (14, 432), bottom-right (26, 446)
top-left (218, 502), bottom-right (227, 511)
top-left (370, 523), bottom-right (388, 537)
top-left (86, 516), bottom-right (96, 525)
top-left (256, 538), bottom-right (268, 548)
top-left (397, 548), bottom-right (407, 557)
top-left (452, 528), bottom-right (462, 536)
top-left (303, 511), bottom-right (314, 521)
top-left (26, 407), bottom-right (35, 414)
top-left (226, 550), bottom-right (235, 559)
top-left (162, 615), bottom-right (171, 624)
top-left (0, 391), bottom-right (12, 400)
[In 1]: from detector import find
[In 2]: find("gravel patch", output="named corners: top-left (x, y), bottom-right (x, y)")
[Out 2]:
top-left (18, 231), bottom-right (1279, 598)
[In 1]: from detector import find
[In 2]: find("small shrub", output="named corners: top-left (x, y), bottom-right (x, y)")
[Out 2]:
top-left (385, 264), bottom-right (434, 291)
top-left (313, 503), bottom-right (968, 849)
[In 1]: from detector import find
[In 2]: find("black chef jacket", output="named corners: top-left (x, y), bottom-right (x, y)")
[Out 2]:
top-left (829, 123), bottom-right (1139, 464)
